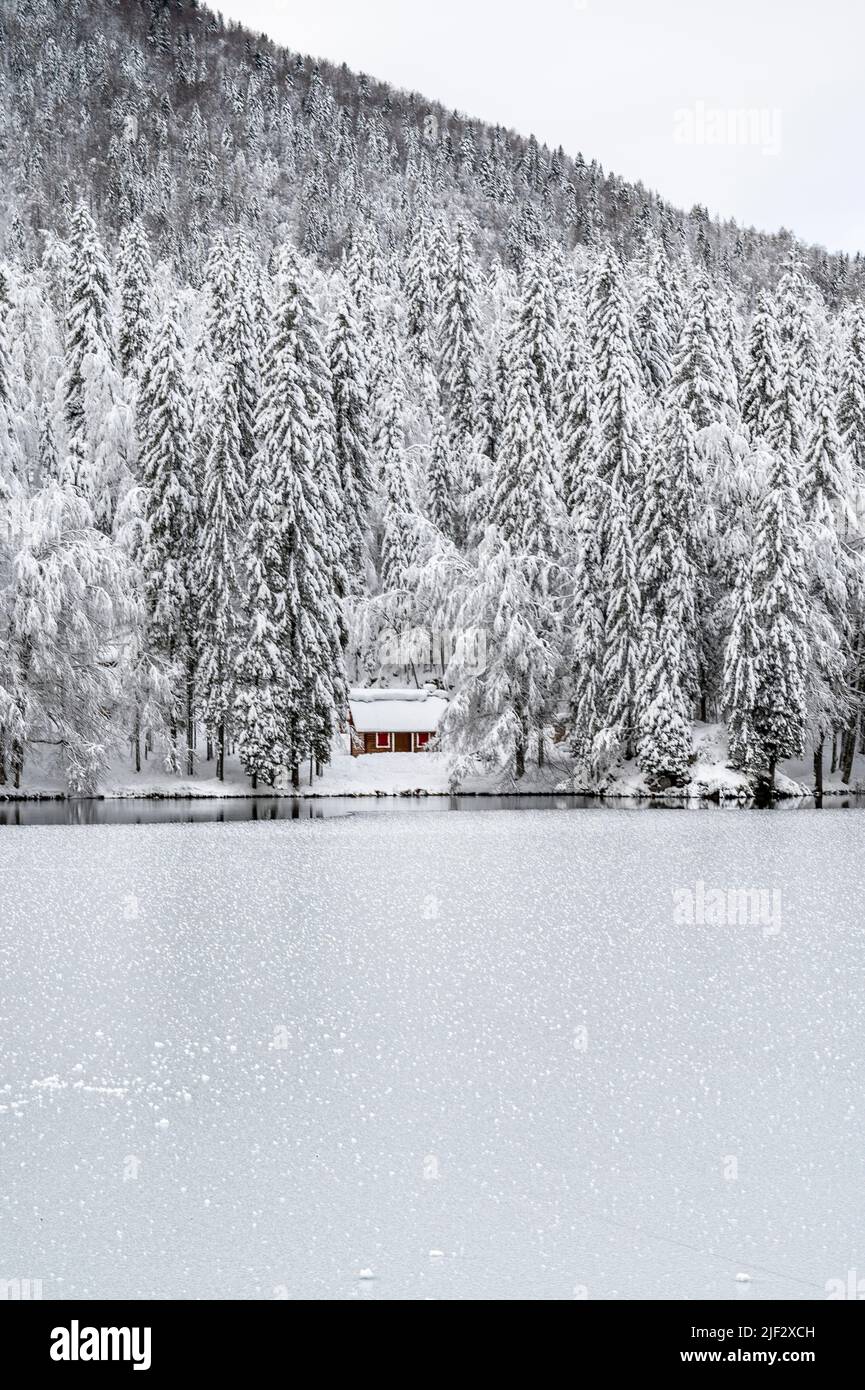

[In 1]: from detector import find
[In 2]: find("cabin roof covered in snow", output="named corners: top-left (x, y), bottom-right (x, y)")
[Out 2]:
top-left (348, 689), bottom-right (449, 734)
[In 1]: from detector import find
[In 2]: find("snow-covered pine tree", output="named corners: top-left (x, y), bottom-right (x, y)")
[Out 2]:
top-left (802, 362), bottom-right (851, 787)
top-left (637, 611), bottom-right (693, 790)
top-left (240, 254), bottom-right (347, 787)
top-left (634, 234), bottom-right (679, 396)
top-left (196, 363), bottom-right (246, 780)
top-left (428, 413), bottom-right (455, 539)
top-left (586, 244), bottom-right (645, 540)
top-left (117, 218), bottom-right (153, 380)
top-left (510, 247), bottom-right (561, 420)
top-left (233, 426), bottom-right (286, 788)
top-left (751, 442), bottom-right (811, 787)
top-left (570, 467), bottom-right (606, 782)
top-left (723, 562), bottom-right (761, 773)
top-left (64, 203), bottom-right (113, 444)
top-left (766, 330), bottom-right (807, 463)
top-left (438, 220), bottom-right (482, 447)
top-left (404, 215), bottom-right (437, 391)
top-left (559, 309), bottom-right (600, 519)
top-left (376, 347), bottom-right (419, 662)
top-left (138, 297), bottom-right (198, 773)
top-left (491, 325), bottom-right (562, 565)
top-left (226, 236), bottom-right (262, 465)
top-left (328, 289), bottom-right (373, 586)
top-left (601, 485), bottom-right (641, 761)
top-left (838, 303), bottom-right (865, 485)
top-left (669, 268), bottom-right (739, 432)
top-left (742, 290), bottom-right (782, 441)
top-left (637, 404), bottom-right (700, 706)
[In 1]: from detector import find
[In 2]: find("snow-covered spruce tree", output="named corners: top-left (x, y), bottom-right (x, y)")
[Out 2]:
top-left (428, 413), bottom-right (455, 540)
top-left (669, 268), bottom-right (748, 719)
top-left (777, 259), bottom-right (823, 420)
top-left (233, 424), bottom-right (286, 788)
top-left (742, 290), bottom-right (782, 441)
top-left (236, 255), bottom-right (347, 788)
top-left (196, 363), bottom-right (246, 781)
top-left (637, 612), bottom-right (693, 790)
top-left (374, 347), bottom-right (420, 677)
top-left (766, 331), bottom-right (807, 463)
top-left (328, 289), bottom-right (373, 587)
top-left (63, 204), bottom-right (113, 444)
top-left (404, 215), bottom-right (438, 392)
top-left (722, 562), bottom-right (761, 773)
top-left (750, 443), bottom-right (811, 788)
top-left (203, 233), bottom-right (235, 363)
top-left (569, 468), bottom-right (606, 783)
top-left (634, 234), bottom-right (679, 396)
top-left (138, 298), bottom-right (199, 773)
top-left (838, 303), bottom-right (865, 485)
top-left (585, 244), bottom-right (645, 540)
top-left (559, 309), bottom-right (600, 519)
top-left (601, 484), bottom-right (641, 762)
top-left (59, 207), bottom-right (131, 532)
top-left (510, 248), bottom-right (561, 421)
top-left (637, 404), bottom-right (700, 708)
top-left (117, 218), bottom-right (154, 380)
top-left (491, 325), bottom-right (563, 563)
top-left (669, 268), bottom-right (739, 432)
top-left (226, 239), bottom-right (262, 466)
top-left (438, 220), bottom-right (482, 447)
top-left (802, 369), bottom-right (850, 787)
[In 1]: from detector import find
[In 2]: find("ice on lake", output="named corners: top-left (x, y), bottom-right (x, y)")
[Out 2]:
top-left (0, 810), bottom-right (863, 1300)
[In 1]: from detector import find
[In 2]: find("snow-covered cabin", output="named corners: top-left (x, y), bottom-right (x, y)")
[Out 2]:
top-left (348, 689), bottom-right (448, 757)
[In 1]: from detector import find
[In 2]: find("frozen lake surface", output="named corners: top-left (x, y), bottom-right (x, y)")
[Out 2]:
top-left (1, 811), bottom-right (863, 1300)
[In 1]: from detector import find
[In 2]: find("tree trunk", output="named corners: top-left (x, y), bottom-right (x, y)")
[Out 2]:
top-left (252, 773), bottom-right (258, 792)
top-left (292, 765), bottom-right (300, 791)
top-left (813, 739), bottom-right (824, 802)
top-left (217, 722), bottom-right (225, 783)
top-left (0, 740), bottom-right (6, 787)
top-left (831, 731), bottom-right (838, 774)
top-left (309, 757), bottom-right (314, 787)
top-left (133, 719), bottom-right (141, 775)
top-left (185, 660), bottom-right (195, 777)
top-left (515, 734), bottom-right (526, 781)
top-left (840, 724), bottom-right (857, 786)
top-left (767, 757), bottom-right (777, 798)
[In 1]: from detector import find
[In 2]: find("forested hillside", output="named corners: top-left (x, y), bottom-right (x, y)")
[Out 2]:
top-left (0, 0), bottom-right (863, 795)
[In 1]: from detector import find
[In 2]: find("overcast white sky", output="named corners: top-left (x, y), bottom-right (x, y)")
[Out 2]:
top-left (216, 0), bottom-right (863, 255)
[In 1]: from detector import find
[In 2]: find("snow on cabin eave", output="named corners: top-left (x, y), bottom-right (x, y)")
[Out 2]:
top-left (348, 689), bottom-right (449, 734)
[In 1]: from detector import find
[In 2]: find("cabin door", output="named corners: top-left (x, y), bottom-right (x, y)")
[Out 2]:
top-left (394, 732), bottom-right (412, 753)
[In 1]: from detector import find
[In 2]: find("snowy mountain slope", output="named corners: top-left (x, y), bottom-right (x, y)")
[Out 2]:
top-left (1, 1), bottom-right (864, 803)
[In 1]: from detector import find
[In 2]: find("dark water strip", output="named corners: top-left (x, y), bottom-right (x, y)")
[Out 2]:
top-left (1, 792), bottom-right (864, 827)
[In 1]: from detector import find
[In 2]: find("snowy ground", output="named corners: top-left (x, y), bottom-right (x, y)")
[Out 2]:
top-left (1, 811), bottom-right (863, 1300)
top-left (4, 726), bottom-right (865, 803)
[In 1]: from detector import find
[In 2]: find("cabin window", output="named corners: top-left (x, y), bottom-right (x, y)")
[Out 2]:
top-left (376, 732), bottom-right (391, 751)
top-left (416, 732), bottom-right (431, 749)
